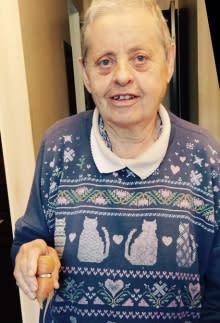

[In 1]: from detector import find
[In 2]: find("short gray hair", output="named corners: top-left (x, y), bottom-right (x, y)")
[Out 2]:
top-left (81, 0), bottom-right (173, 62)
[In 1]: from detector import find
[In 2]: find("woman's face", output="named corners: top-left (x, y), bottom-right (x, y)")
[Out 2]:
top-left (82, 8), bottom-right (175, 131)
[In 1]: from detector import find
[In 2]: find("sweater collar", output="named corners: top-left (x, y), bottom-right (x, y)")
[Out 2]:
top-left (90, 105), bottom-right (171, 180)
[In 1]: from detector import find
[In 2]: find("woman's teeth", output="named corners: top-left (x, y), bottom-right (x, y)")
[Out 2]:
top-left (112, 95), bottom-right (135, 100)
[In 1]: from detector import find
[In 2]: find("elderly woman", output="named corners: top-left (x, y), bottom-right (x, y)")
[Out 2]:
top-left (12, 0), bottom-right (220, 322)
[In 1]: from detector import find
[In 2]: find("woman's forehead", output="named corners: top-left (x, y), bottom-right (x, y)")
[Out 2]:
top-left (86, 9), bottom-right (161, 49)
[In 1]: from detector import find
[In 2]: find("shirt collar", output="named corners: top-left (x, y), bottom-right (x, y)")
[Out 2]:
top-left (90, 105), bottom-right (171, 180)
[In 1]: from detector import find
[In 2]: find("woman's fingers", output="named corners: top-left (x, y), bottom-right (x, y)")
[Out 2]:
top-left (13, 239), bottom-right (50, 299)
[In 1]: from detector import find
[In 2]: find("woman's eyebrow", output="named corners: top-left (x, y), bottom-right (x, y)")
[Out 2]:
top-left (96, 51), bottom-right (116, 57)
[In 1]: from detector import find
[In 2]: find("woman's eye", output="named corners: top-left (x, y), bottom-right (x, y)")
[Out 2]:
top-left (98, 58), bottom-right (112, 68)
top-left (135, 55), bottom-right (147, 64)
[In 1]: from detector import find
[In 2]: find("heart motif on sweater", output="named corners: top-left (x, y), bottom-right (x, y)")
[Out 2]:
top-left (180, 156), bottom-right (186, 162)
top-left (105, 279), bottom-right (124, 297)
top-left (113, 235), bottom-right (123, 245)
top-left (189, 283), bottom-right (200, 298)
top-left (171, 165), bottom-right (180, 174)
top-left (162, 236), bottom-right (173, 246)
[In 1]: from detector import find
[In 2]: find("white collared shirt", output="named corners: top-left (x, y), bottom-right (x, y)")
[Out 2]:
top-left (91, 105), bottom-right (171, 180)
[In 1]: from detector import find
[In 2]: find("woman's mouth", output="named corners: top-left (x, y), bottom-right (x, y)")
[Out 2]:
top-left (111, 95), bottom-right (137, 101)
top-left (110, 94), bottom-right (140, 107)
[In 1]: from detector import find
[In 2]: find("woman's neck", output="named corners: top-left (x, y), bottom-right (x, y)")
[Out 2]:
top-left (105, 115), bottom-right (161, 159)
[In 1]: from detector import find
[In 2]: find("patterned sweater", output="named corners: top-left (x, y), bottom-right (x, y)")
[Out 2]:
top-left (12, 110), bottom-right (220, 322)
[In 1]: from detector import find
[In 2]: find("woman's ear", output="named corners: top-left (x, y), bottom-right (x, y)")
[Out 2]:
top-left (166, 42), bottom-right (176, 83)
top-left (79, 57), bottom-right (92, 93)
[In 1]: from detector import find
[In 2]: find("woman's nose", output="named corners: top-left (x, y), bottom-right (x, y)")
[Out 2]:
top-left (113, 60), bottom-right (133, 86)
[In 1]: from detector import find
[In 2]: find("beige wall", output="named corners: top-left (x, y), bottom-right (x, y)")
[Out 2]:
top-left (19, 0), bottom-right (70, 154)
top-left (157, 0), bottom-right (173, 10)
top-left (197, 0), bottom-right (220, 141)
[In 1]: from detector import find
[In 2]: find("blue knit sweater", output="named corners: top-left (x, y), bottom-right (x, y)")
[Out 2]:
top-left (12, 110), bottom-right (220, 322)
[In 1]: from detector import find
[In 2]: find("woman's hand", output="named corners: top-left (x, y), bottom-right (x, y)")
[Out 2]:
top-left (13, 239), bottom-right (60, 300)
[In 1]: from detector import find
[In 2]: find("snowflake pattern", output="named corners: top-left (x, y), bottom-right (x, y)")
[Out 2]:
top-left (190, 170), bottom-right (203, 186)
top-left (64, 147), bottom-right (75, 163)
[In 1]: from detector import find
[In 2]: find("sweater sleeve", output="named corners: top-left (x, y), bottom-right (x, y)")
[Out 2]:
top-left (201, 227), bottom-right (220, 319)
top-left (10, 113), bottom-right (88, 265)
top-left (201, 153), bottom-right (220, 319)
top-left (11, 138), bottom-right (54, 265)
